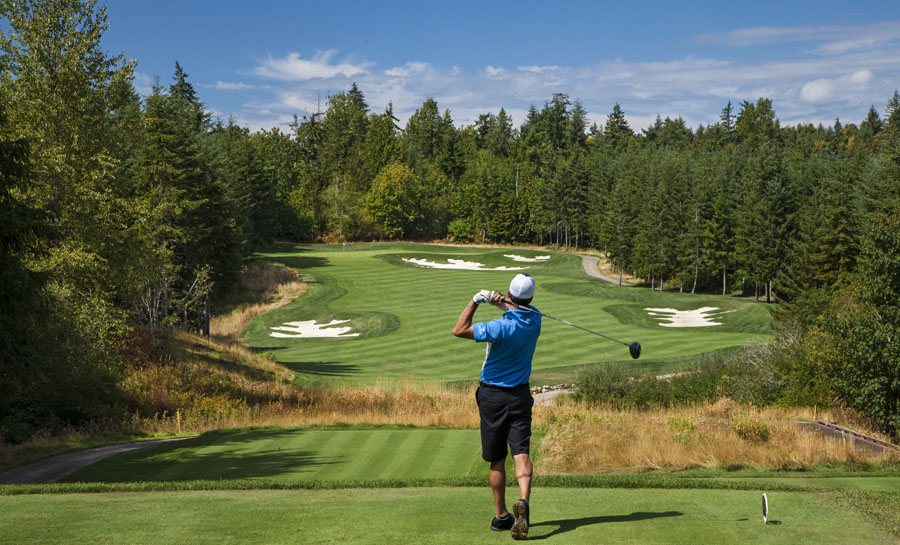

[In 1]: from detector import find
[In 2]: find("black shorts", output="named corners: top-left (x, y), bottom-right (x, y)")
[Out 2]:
top-left (475, 383), bottom-right (533, 462)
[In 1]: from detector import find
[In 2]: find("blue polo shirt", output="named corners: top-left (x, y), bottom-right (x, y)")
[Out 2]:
top-left (473, 307), bottom-right (542, 388)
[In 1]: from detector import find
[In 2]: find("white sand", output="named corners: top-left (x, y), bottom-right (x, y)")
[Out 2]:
top-left (401, 257), bottom-right (526, 271)
top-left (269, 319), bottom-right (360, 338)
top-left (644, 307), bottom-right (736, 327)
top-left (504, 254), bottom-right (551, 262)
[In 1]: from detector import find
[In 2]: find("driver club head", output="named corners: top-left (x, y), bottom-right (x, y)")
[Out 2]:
top-left (629, 342), bottom-right (641, 359)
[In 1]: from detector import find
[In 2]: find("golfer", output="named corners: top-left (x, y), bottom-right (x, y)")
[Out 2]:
top-left (452, 273), bottom-right (541, 540)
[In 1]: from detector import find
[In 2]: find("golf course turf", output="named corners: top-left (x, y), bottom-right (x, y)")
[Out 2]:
top-left (0, 426), bottom-right (884, 543)
top-left (62, 427), bottom-right (488, 483)
top-left (243, 242), bottom-right (773, 384)
top-left (4, 243), bottom-right (896, 544)
top-left (1, 487), bottom-right (896, 544)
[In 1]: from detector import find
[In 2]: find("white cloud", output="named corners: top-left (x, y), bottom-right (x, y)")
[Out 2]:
top-left (228, 22), bottom-right (900, 135)
top-left (277, 91), bottom-right (322, 113)
top-left (801, 69), bottom-right (874, 103)
top-left (384, 62), bottom-right (430, 77)
top-left (211, 81), bottom-right (255, 91)
top-left (255, 50), bottom-right (370, 80)
top-left (132, 72), bottom-right (154, 96)
top-left (518, 65), bottom-right (560, 73)
top-left (698, 25), bottom-right (829, 47)
top-left (697, 21), bottom-right (900, 55)
top-left (485, 65), bottom-right (504, 77)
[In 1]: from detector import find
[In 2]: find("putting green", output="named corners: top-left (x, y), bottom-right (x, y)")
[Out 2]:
top-left (0, 488), bottom-right (893, 544)
top-left (245, 243), bottom-right (772, 383)
top-left (63, 427), bottom-right (486, 483)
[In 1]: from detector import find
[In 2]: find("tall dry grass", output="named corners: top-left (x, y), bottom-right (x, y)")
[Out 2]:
top-left (535, 397), bottom-right (899, 472)
top-left (210, 262), bottom-right (306, 344)
top-left (595, 256), bottom-right (641, 284)
top-left (130, 373), bottom-right (478, 435)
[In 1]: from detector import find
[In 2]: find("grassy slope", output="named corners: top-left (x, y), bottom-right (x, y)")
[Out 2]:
top-left (245, 242), bottom-right (772, 383)
top-left (0, 488), bottom-right (894, 545)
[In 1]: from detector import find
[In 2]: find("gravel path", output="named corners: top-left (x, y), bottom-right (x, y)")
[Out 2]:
top-left (581, 255), bottom-right (626, 284)
top-left (533, 389), bottom-right (572, 407)
top-left (0, 437), bottom-right (193, 485)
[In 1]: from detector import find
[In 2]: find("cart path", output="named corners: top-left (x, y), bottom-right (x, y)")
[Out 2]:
top-left (581, 255), bottom-right (628, 285)
top-left (0, 437), bottom-right (194, 485)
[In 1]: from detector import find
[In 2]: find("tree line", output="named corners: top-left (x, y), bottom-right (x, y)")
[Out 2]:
top-left (2, 0), bottom-right (899, 441)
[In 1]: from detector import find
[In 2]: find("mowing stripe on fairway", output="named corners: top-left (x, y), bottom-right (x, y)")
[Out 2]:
top-left (246, 243), bottom-right (773, 383)
top-left (62, 428), bottom-right (485, 483)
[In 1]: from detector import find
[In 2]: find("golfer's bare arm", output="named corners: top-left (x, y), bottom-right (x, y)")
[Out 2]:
top-left (452, 301), bottom-right (478, 339)
top-left (453, 292), bottom-right (507, 339)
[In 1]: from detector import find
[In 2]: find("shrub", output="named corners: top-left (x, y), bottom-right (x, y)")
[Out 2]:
top-left (732, 417), bottom-right (771, 442)
top-left (448, 217), bottom-right (475, 242)
top-left (573, 362), bottom-right (634, 406)
top-left (574, 348), bottom-right (780, 409)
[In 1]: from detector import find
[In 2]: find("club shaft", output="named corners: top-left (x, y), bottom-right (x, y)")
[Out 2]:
top-left (503, 299), bottom-right (631, 347)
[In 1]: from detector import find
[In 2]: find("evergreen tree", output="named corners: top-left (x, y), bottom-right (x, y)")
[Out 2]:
top-left (0, 0), bottom-right (141, 438)
top-left (858, 106), bottom-right (883, 141)
top-left (735, 98), bottom-right (780, 147)
top-left (0, 99), bottom-right (54, 440)
top-left (348, 81), bottom-right (369, 113)
top-left (404, 98), bottom-right (446, 168)
top-left (362, 104), bottom-right (403, 184)
top-left (603, 103), bottom-right (634, 152)
top-left (720, 100), bottom-right (736, 141)
top-left (817, 206), bottom-right (900, 438)
top-left (565, 100), bottom-right (588, 150)
top-left (292, 111), bottom-right (327, 231)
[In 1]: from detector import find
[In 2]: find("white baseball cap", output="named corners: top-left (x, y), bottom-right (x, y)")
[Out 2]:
top-left (509, 273), bottom-right (535, 299)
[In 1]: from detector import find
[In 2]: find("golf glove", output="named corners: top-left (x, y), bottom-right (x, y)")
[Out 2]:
top-left (473, 290), bottom-right (495, 305)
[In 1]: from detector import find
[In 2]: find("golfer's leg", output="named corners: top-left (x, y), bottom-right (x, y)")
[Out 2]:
top-left (490, 458), bottom-right (508, 517)
top-left (513, 453), bottom-right (532, 501)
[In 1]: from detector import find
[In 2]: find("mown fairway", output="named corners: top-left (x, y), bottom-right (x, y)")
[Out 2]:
top-left (244, 242), bottom-right (773, 383)
top-left (2, 487), bottom-right (895, 545)
top-left (63, 427), bottom-right (486, 483)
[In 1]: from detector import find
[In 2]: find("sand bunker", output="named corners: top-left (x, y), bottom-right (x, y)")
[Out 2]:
top-left (401, 258), bottom-right (526, 271)
top-left (504, 254), bottom-right (551, 263)
top-left (644, 307), bottom-right (735, 327)
top-left (270, 319), bottom-right (360, 338)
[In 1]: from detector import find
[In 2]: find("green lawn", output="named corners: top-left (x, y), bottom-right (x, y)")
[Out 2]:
top-left (1, 487), bottom-right (894, 544)
top-left (63, 427), bottom-right (486, 483)
top-left (245, 242), bottom-right (773, 384)
top-left (4, 426), bottom-right (897, 543)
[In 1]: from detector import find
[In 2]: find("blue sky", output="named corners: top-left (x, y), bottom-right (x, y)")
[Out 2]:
top-left (101, 1), bottom-right (900, 133)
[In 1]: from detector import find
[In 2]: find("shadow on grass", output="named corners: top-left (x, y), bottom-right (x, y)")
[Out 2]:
top-left (282, 361), bottom-right (362, 376)
top-left (529, 511), bottom-right (683, 539)
top-left (181, 340), bottom-right (276, 382)
top-left (269, 255), bottom-right (330, 272)
top-left (68, 429), bottom-right (345, 482)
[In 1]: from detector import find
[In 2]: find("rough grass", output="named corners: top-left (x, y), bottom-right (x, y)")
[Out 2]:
top-left (128, 377), bottom-right (479, 436)
top-left (210, 262), bottom-right (307, 344)
top-left (538, 398), bottom-right (899, 473)
top-left (596, 255), bottom-right (641, 285)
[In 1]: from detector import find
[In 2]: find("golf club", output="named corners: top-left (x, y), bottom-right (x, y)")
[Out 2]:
top-left (500, 297), bottom-right (642, 359)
